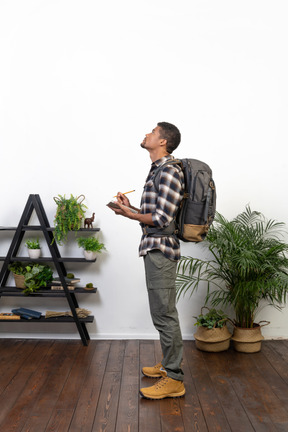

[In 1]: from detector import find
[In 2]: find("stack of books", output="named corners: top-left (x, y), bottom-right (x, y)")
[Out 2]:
top-left (50, 276), bottom-right (80, 291)
top-left (11, 308), bottom-right (42, 320)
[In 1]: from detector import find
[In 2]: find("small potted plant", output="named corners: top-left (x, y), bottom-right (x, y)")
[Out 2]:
top-left (193, 307), bottom-right (232, 352)
top-left (8, 261), bottom-right (53, 295)
top-left (25, 238), bottom-right (41, 259)
top-left (76, 236), bottom-right (105, 261)
top-left (8, 262), bottom-right (26, 288)
top-left (53, 194), bottom-right (87, 245)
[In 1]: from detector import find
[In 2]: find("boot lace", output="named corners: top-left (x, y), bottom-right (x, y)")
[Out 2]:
top-left (154, 377), bottom-right (170, 389)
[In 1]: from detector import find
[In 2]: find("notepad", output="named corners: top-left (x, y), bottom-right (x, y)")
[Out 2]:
top-left (106, 201), bottom-right (138, 213)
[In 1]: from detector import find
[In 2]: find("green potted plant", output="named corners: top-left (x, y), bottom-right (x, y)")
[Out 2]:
top-left (25, 238), bottom-right (41, 259)
top-left (53, 194), bottom-right (87, 245)
top-left (8, 262), bottom-right (26, 288)
top-left (8, 262), bottom-right (53, 295)
top-left (77, 236), bottom-right (105, 261)
top-left (193, 307), bottom-right (231, 352)
top-left (176, 206), bottom-right (288, 353)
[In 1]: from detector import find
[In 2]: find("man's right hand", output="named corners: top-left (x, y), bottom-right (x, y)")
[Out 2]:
top-left (116, 192), bottom-right (130, 207)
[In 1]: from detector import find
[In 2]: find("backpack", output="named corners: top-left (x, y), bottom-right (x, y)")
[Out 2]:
top-left (143, 158), bottom-right (216, 242)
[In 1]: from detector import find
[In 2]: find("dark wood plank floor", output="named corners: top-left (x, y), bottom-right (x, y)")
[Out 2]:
top-left (0, 339), bottom-right (288, 431)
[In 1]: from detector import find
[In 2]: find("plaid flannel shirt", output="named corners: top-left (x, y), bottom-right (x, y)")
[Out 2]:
top-left (139, 155), bottom-right (184, 261)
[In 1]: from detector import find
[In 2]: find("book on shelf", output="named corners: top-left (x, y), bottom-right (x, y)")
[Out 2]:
top-left (51, 276), bottom-right (80, 284)
top-left (51, 285), bottom-right (75, 291)
top-left (0, 313), bottom-right (21, 320)
top-left (11, 308), bottom-right (42, 319)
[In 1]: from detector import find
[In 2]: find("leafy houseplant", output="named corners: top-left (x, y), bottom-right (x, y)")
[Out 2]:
top-left (25, 239), bottom-right (40, 249)
top-left (9, 262), bottom-right (53, 295)
top-left (25, 238), bottom-right (41, 258)
top-left (53, 194), bottom-right (87, 245)
top-left (176, 206), bottom-right (288, 351)
top-left (194, 308), bottom-right (228, 329)
top-left (193, 307), bottom-right (232, 352)
top-left (77, 236), bottom-right (105, 261)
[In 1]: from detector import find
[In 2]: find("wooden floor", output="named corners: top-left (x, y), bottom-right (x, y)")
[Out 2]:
top-left (0, 339), bottom-right (288, 432)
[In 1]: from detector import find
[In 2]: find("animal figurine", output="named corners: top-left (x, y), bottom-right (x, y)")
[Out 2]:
top-left (84, 213), bottom-right (95, 229)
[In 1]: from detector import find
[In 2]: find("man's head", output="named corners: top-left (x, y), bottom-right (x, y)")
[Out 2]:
top-left (141, 122), bottom-right (181, 161)
top-left (157, 122), bottom-right (181, 154)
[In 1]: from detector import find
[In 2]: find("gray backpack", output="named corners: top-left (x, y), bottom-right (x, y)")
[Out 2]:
top-left (144, 158), bottom-right (216, 242)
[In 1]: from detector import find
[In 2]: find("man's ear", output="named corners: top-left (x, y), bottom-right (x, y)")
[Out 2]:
top-left (160, 138), bottom-right (167, 148)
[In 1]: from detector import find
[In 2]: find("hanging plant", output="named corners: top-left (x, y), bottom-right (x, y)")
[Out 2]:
top-left (53, 194), bottom-right (87, 245)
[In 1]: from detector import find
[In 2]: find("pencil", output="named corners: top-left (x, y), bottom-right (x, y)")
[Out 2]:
top-left (113, 190), bottom-right (135, 198)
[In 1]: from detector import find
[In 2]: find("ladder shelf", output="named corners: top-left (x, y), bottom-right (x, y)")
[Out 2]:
top-left (0, 194), bottom-right (100, 345)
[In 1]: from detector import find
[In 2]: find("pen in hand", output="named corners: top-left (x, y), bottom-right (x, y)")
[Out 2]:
top-left (113, 190), bottom-right (135, 198)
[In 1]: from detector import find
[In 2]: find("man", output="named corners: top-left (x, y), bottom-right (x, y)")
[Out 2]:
top-left (109, 122), bottom-right (185, 400)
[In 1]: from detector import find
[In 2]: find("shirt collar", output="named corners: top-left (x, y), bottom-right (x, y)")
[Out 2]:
top-left (152, 155), bottom-right (174, 168)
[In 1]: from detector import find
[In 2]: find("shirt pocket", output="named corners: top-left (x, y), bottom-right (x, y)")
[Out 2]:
top-left (145, 179), bottom-right (154, 190)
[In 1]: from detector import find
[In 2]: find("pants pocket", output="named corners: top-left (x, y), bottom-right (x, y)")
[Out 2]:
top-left (144, 250), bottom-right (176, 290)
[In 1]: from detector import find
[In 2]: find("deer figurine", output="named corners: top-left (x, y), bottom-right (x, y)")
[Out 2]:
top-left (84, 213), bottom-right (95, 229)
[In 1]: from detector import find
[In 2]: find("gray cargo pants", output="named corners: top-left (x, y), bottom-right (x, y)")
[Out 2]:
top-left (143, 250), bottom-right (184, 382)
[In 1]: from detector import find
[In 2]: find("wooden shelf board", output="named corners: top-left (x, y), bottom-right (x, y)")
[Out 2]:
top-left (0, 226), bottom-right (100, 232)
top-left (0, 287), bottom-right (97, 296)
top-left (0, 316), bottom-right (94, 323)
top-left (0, 257), bottom-right (96, 263)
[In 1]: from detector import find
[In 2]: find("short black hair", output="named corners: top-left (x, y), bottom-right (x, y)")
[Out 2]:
top-left (157, 122), bottom-right (181, 154)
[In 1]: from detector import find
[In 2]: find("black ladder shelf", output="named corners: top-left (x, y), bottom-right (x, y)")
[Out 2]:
top-left (0, 194), bottom-right (100, 346)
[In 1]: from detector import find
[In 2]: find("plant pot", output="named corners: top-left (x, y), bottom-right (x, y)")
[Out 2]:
top-left (194, 325), bottom-right (232, 352)
top-left (13, 274), bottom-right (25, 289)
top-left (83, 250), bottom-right (97, 261)
top-left (28, 249), bottom-right (41, 259)
top-left (231, 321), bottom-right (269, 353)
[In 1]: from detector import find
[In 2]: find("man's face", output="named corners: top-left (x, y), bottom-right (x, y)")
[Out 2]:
top-left (141, 126), bottom-right (163, 150)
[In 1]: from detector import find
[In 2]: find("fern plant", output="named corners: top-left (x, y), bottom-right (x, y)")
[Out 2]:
top-left (53, 194), bottom-right (87, 245)
top-left (176, 206), bottom-right (288, 328)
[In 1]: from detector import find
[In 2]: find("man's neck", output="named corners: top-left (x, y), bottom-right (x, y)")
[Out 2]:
top-left (149, 149), bottom-right (169, 163)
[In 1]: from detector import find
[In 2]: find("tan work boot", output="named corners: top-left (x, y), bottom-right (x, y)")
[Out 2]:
top-left (140, 376), bottom-right (185, 400)
top-left (142, 361), bottom-right (165, 378)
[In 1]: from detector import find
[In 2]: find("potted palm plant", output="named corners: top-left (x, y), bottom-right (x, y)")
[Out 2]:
top-left (76, 236), bottom-right (105, 261)
top-left (176, 206), bottom-right (288, 353)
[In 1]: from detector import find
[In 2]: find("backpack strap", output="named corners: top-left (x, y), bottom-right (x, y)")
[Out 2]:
top-left (152, 159), bottom-right (182, 192)
top-left (142, 159), bottom-right (183, 237)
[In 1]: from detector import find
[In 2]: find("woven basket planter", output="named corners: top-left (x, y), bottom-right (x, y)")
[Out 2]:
top-left (194, 325), bottom-right (232, 352)
top-left (231, 321), bottom-right (269, 353)
top-left (13, 274), bottom-right (25, 289)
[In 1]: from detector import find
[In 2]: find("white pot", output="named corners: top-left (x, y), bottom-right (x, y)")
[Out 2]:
top-left (28, 249), bottom-right (41, 259)
top-left (83, 250), bottom-right (97, 261)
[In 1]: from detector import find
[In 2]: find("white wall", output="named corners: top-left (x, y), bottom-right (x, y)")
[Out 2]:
top-left (0, 0), bottom-right (288, 340)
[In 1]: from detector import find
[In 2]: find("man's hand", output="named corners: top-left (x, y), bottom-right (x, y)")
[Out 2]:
top-left (116, 192), bottom-right (130, 207)
top-left (108, 192), bottom-right (154, 226)
top-left (107, 192), bottom-right (137, 219)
